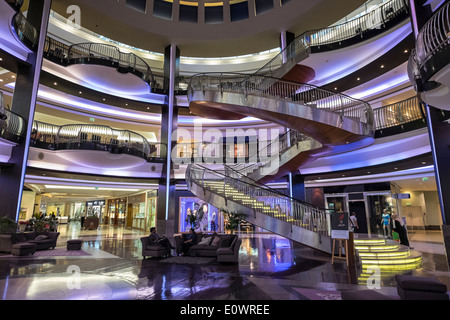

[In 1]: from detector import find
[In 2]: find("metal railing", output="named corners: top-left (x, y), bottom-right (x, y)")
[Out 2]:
top-left (0, 94), bottom-right (25, 143)
top-left (67, 42), bottom-right (154, 85)
top-left (31, 121), bottom-right (166, 160)
top-left (414, 0), bottom-right (450, 69)
top-left (12, 12), bottom-right (38, 50)
top-left (186, 164), bottom-right (333, 237)
top-left (373, 96), bottom-right (424, 130)
top-left (255, 0), bottom-right (409, 77)
top-left (5, 0), bottom-right (24, 11)
top-left (188, 72), bottom-right (374, 133)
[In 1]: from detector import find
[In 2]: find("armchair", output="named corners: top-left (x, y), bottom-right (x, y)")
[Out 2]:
top-left (140, 236), bottom-right (169, 259)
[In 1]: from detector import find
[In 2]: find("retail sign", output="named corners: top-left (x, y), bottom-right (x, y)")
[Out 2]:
top-left (331, 212), bottom-right (349, 239)
top-left (397, 193), bottom-right (411, 199)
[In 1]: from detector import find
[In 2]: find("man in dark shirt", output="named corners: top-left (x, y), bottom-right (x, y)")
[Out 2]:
top-left (148, 227), bottom-right (174, 256)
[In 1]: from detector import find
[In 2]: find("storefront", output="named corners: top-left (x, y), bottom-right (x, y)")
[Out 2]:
top-left (86, 199), bottom-right (105, 221)
top-left (127, 193), bottom-right (146, 230)
top-left (106, 198), bottom-right (127, 226)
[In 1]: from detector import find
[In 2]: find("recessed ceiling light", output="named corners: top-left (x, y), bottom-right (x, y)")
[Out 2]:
top-left (0, 58), bottom-right (3, 61)
top-left (334, 87), bottom-right (337, 90)
top-left (357, 77), bottom-right (360, 81)
top-left (53, 82), bottom-right (57, 86)
top-left (78, 91), bottom-right (82, 94)
top-left (11, 75), bottom-right (15, 79)
top-left (404, 49), bottom-right (408, 53)
top-left (0, 79), bottom-right (3, 82)
top-left (394, 167), bottom-right (398, 170)
top-left (102, 98), bottom-right (106, 101)
top-left (380, 65), bottom-right (384, 68)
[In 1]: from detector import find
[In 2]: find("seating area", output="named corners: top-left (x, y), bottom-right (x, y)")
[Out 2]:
top-left (0, 231), bottom-right (60, 256)
top-left (174, 232), bottom-right (242, 263)
top-left (139, 232), bottom-right (242, 263)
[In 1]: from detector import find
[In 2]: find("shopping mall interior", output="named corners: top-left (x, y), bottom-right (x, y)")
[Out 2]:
top-left (1, 0), bottom-right (450, 305)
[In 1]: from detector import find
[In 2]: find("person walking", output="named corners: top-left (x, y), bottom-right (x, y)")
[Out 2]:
top-left (349, 212), bottom-right (359, 233)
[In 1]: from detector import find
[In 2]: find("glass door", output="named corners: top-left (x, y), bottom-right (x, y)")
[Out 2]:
top-left (365, 193), bottom-right (393, 236)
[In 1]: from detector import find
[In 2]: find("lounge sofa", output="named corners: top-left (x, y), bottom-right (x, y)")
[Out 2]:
top-left (140, 236), bottom-right (170, 259)
top-left (0, 231), bottom-right (60, 253)
top-left (174, 232), bottom-right (241, 262)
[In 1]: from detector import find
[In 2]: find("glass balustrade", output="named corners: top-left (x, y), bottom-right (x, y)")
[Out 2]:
top-left (30, 121), bottom-right (166, 162)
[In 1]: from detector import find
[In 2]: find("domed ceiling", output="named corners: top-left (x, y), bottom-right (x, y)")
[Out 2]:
top-left (49, 0), bottom-right (367, 57)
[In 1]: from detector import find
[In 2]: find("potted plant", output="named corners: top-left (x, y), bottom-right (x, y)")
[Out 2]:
top-left (0, 216), bottom-right (17, 234)
top-left (221, 209), bottom-right (247, 234)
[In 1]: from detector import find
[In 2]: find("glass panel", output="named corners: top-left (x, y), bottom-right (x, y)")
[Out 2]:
top-left (179, 4), bottom-right (198, 22)
top-left (153, 0), bottom-right (173, 20)
top-left (230, 1), bottom-right (249, 21)
top-left (254, 0), bottom-right (274, 15)
top-left (126, 0), bottom-right (147, 12)
top-left (205, 5), bottom-right (223, 24)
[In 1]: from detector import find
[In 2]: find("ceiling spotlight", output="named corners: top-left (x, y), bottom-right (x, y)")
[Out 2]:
top-left (53, 82), bottom-right (58, 86)
top-left (404, 49), bottom-right (408, 53)
top-left (0, 58), bottom-right (3, 61)
top-left (357, 77), bottom-right (360, 81)
top-left (102, 98), bottom-right (106, 101)
top-left (380, 65), bottom-right (384, 68)
top-left (334, 87), bottom-right (338, 90)
top-left (79, 91), bottom-right (82, 94)
top-left (11, 75), bottom-right (16, 79)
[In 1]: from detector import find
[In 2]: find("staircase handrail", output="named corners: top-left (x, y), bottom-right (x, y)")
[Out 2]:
top-left (186, 164), bottom-right (334, 237)
top-left (188, 72), bottom-right (374, 133)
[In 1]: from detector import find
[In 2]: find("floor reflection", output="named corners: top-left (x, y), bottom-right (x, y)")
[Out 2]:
top-left (0, 223), bottom-right (449, 300)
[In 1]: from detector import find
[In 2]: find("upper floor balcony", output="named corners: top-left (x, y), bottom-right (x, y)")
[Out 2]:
top-left (408, 0), bottom-right (450, 110)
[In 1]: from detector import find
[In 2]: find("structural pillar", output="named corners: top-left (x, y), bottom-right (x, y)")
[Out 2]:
top-left (157, 44), bottom-right (179, 239)
top-left (0, 0), bottom-right (52, 221)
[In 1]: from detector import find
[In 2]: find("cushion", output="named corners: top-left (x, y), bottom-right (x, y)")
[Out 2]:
top-left (198, 236), bottom-right (213, 246)
top-left (395, 275), bottom-right (448, 293)
top-left (35, 235), bottom-right (49, 241)
top-left (210, 236), bottom-right (221, 247)
top-left (217, 247), bottom-right (234, 255)
top-left (24, 232), bottom-right (37, 240)
top-left (219, 236), bottom-right (234, 248)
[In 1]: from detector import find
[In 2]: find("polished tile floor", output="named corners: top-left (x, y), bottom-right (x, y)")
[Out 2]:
top-left (0, 222), bottom-right (449, 301)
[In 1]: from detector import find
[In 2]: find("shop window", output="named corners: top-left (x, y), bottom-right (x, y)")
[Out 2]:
top-left (153, 0), bottom-right (172, 20)
top-left (254, 0), bottom-right (273, 15)
top-left (179, 4), bottom-right (198, 23)
top-left (179, 197), bottom-right (221, 233)
top-left (126, 0), bottom-right (147, 13)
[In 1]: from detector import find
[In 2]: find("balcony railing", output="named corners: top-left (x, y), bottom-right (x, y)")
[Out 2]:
top-left (67, 42), bottom-right (155, 86)
top-left (5, 0), bottom-right (24, 11)
top-left (12, 12), bottom-right (38, 50)
top-left (414, 1), bottom-right (450, 70)
top-left (373, 96), bottom-right (425, 130)
top-left (0, 94), bottom-right (25, 143)
top-left (255, 0), bottom-right (409, 77)
top-left (31, 121), bottom-right (166, 161)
